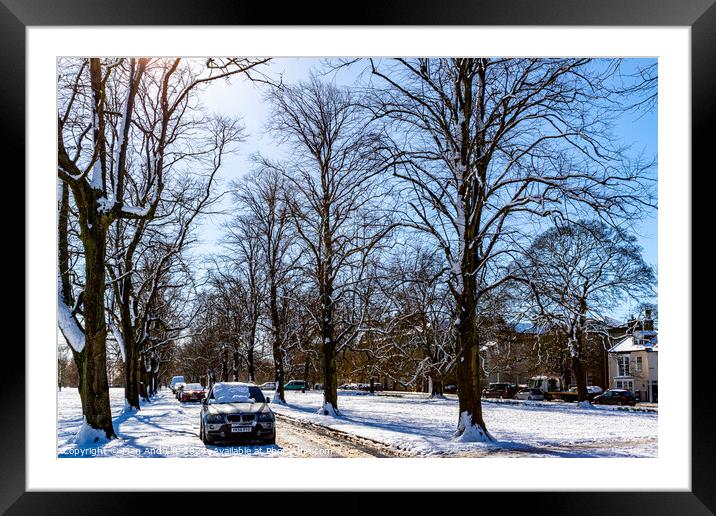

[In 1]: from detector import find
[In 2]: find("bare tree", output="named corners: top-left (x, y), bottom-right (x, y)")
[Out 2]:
top-left (365, 58), bottom-right (655, 440)
top-left (227, 164), bottom-right (296, 402)
top-left (266, 76), bottom-right (397, 415)
top-left (382, 246), bottom-right (455, 397)
top-left (57, 57), bottom-right (268, 438)
top-left (515, 220), bottom-right (656, 403)
top-left (106, 115), bottom-right (243, 410)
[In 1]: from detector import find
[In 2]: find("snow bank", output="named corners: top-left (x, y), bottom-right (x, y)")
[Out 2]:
top-left (454, 412), bottom-right (493, 443)
top-left (270, 395), bottom-right (286, 405)
top-left (317, 401), bottom-right (340, 417)
top-left (74, 419), bottom-right (108, 446)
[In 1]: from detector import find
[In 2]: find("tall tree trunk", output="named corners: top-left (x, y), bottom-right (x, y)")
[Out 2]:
top-left (454, 279), bottom-right (491, 441)
top-left (221, 346), bottom-right (229, 382)
top-left (78, 207), bottom-right (115, 438)
top-left (232, 346), bottom-right (240, 382)
top-left (139, 352), bottom-right (149, 401)
top-left (302, 358), bottom-right (310, 392)
top-left (430, 376), bottom-right (444, 397)
top-left (572, 309), bottom-right (589, 403)
top-left (571, 352), bottom-right (588, 402)
top-left (247, 328), bottom-right (256, 383)
top-left (118, 302), bottom-right (140, 410)
top-left (269, 281), bottom-right (286, 402)
top-left (320, 273), bottom-right (338, 414)
top-left (123, 338), bottom-right (140, 410)
top-left (319, 188), bottom-right (338, 414)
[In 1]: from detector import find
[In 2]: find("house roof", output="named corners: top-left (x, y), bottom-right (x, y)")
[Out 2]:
top-left (608, 331), bottom-right (658, 353)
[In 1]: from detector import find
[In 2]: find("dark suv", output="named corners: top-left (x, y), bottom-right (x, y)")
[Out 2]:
top-left (593, 389), bottom-right (637, 406)
top-left (482, 382), bottom-right (519, 399)
top-left (200, 382), bottom-right (276, 445)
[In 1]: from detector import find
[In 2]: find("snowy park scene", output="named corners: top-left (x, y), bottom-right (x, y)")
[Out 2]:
top-left (57, 57), bottom-right (657, 459)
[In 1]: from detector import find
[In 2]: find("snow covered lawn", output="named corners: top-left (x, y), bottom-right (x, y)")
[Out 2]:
top-left (269, 390), bottom-right (658, 457)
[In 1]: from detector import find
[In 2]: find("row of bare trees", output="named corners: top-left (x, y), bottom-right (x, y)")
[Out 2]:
top-left (58, 57), bottom-right (656, 443)
top-left (57, 57), bottom-right (269, 439)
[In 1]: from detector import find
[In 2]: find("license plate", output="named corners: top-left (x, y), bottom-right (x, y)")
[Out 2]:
top-left (231, 426), bottom-right (252, 433)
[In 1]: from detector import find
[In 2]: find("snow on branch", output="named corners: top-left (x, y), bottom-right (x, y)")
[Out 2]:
top-left (58, 283), bottom-right (85, 354)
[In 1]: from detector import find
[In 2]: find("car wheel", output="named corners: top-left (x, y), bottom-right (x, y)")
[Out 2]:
top-left (200, 422), bottom-right (211, 444)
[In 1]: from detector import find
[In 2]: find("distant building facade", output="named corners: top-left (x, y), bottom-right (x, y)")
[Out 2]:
top-left (607, 310), bottom-right (658, 402)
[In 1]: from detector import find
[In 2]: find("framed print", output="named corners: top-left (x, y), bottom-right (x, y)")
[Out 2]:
top-left (4, 0), bottom-right (713, 513)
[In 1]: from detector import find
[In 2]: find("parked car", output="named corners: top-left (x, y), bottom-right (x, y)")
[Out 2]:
top-left (567, 385), bottom-right (604, 400)
top-left (284, 380), bottom-right (308, 391)
top-left (356, 382), bottom-right (383, 391)
top-left (514, 388), bottom-right (545, 401)
top-left (170, 376), bottom-right (186, 394)
top-left (482, 382), bottom-right (519, 399)
top-left (259, 382), bottom-right (277, 391)
top-left (443, 384), bottom-right (458, 394)
top-left (593, 389), bottom-right (637, 406)
top-left (314, 383), bottom-right (324, 390)
top-left (199, 382), bottom-right (275, 445)
top-left (179, 383), bottom-right (206, 402)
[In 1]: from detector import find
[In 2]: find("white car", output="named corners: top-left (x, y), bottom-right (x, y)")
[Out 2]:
top-left (259, 382), bottom-right (277, 391)
top-left (587, 385), bottom-right (604, 395)
top-left (568, 385), bottom-right (604, 396)
top-left (515, 388), bottom-right (545, 401)
top-left (170, 375), bottom-right (186, 394)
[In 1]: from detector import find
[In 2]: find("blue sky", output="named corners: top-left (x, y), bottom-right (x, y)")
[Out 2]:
top-left (195, 58), bottom-right (658, 321)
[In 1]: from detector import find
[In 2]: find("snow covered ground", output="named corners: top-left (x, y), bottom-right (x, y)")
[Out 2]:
top-left (58, 388), bottom-right (281, 458)
top-left (268, 390), bottom-right (658, 457)
top-left (57, 387), bottom-right (657, 458)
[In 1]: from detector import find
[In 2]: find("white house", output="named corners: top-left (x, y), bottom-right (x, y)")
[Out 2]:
top-left (607, 329), bottom-right (658, 402)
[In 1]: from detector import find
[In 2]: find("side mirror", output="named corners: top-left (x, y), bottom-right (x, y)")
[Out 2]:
top-left (266, 397), bottom-right (271, 403)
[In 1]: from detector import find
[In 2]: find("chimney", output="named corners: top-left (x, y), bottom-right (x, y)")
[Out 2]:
top-left (644, 309), bottom-right (654, 331)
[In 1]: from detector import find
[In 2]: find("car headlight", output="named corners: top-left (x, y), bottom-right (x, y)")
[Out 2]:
top-left (257, 411), bottom-right (274, 422)
top-left (206, 414), bottom-right (224, 423)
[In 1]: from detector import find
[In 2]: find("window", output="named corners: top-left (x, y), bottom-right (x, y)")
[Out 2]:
top-left (617, 355), bottom-right (630, 377)
top-left (635, 356), bottom-right (643, 373)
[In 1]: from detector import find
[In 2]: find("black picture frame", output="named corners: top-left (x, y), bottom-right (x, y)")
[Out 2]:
top-left (4, 0), bottom-right (711, 513)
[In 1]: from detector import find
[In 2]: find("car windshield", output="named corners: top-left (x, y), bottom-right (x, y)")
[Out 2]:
top-left (210, 384), bottom-right (265, 404)
top-left (185, 383), bottom-right (203, 390)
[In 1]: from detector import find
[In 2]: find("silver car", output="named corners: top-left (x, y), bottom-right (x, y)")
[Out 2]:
top-left (515, 388), bottom-right (545, 401)
top-left (200, 382), bottom-right (276, 445)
